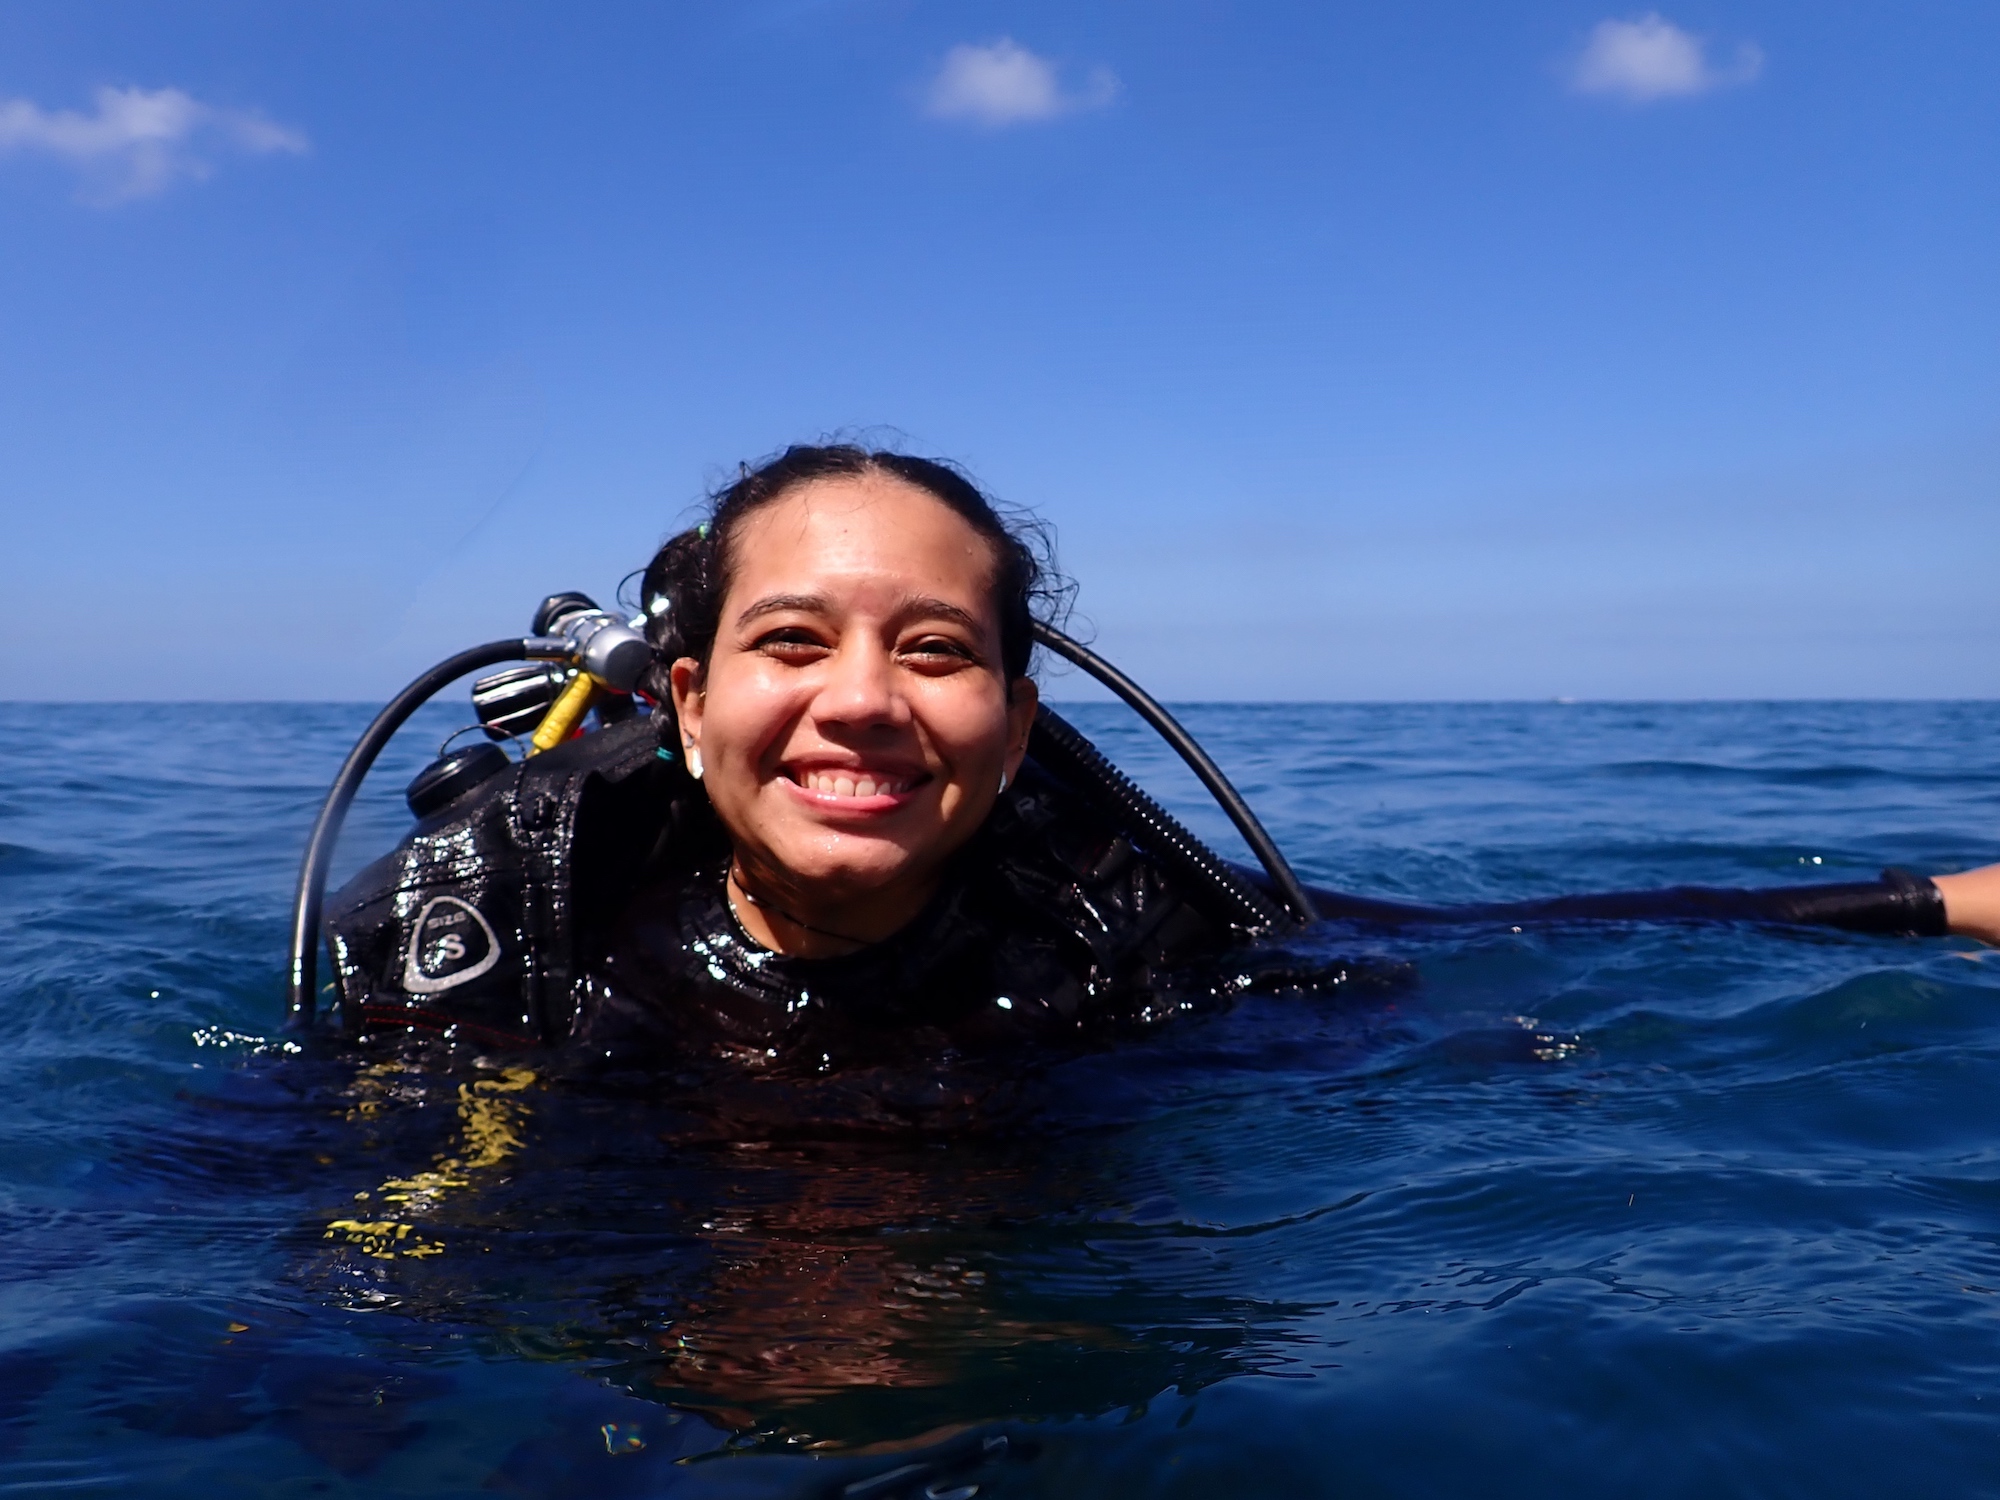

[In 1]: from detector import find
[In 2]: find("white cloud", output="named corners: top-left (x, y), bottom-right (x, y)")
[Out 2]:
top-left (924, 39), bottom-right (1117, 127)
top-left (1570, 14), bottom-right (1762, 103)
top-left (0, 85), bottom-right (308, 203)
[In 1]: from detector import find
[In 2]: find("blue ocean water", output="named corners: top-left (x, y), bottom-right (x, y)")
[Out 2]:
top-left (4, 699), bottom-right (2000, 1497)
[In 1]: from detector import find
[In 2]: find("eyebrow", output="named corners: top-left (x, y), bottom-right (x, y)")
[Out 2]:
top-left (734, 592), bottom-right (830, 627)
top-left (733, 591), bottom-right (988, 635)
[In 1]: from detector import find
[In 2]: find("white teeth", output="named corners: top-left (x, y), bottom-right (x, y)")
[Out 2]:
top-left (799, 771), bottom-right (910, 797)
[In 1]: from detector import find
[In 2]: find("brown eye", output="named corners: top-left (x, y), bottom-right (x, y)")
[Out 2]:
top-left (900, 636), bottom-right (977, 669)
top-left (753, 629), bottom-right (830, 662)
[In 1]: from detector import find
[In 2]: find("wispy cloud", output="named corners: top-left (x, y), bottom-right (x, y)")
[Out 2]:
top-left (0, 85), bottom-right (308, 203)
top-left (1569, 14), bottom-right (1762, 104)
top-left (923, 39), bottom-right (1118, 127)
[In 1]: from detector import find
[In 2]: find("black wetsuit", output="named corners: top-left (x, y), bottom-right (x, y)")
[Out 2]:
top-left (322, 714), bottom-right (1949, 1059)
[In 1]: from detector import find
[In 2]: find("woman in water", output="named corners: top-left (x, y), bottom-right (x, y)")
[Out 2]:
top-left (322, 444), bottom-right (2000, 1068)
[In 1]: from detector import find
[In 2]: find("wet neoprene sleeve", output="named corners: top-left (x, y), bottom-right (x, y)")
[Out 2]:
top-left (1290, 868), bottom-right (1948, 937)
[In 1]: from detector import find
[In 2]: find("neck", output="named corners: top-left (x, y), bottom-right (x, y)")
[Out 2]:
top-left (725, 859), bottom-right (938, 959)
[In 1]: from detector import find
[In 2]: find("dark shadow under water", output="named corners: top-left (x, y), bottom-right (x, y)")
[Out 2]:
top-left (203, 952), bottom-right (1430, 1468)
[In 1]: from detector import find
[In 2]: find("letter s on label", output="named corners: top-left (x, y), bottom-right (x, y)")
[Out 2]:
top-left (402, 895), bottom-right (501, 994)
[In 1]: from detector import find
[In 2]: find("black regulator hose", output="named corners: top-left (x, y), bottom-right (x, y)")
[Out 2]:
top-left (285, 638), bottom-right (563, 1030)
top-left (1031, 621), bottom-right (1319, 927)
top-left (1030, 707), bottom-right (1291, 933)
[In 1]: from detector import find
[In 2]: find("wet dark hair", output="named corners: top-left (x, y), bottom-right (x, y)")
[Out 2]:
top-left (638, 445), bottom-right (1061, 702)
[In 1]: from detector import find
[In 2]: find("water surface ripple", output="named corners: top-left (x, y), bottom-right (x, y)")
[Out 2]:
top-left (3, 700), bottom-right (1998, 1497)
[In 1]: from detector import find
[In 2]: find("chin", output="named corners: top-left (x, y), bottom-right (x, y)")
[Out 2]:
top-left (770, 833), bottom-right (932, 897)
top-left (779, 861), bottom-right (926, 908)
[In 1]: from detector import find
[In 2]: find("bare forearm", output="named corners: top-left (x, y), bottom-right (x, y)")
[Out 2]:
top-left (1931, 865), bottom-right (2000, 944)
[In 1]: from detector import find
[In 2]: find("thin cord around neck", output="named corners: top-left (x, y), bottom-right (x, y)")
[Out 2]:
top-left (725, 865), bottom-right (871, 951)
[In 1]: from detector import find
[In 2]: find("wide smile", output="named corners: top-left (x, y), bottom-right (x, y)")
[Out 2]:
top-left (776, 763), bottom-right (932, 813)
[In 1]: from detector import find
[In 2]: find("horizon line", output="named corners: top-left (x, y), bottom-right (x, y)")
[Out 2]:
top-left (6, 696), bottom-right (2000, 709)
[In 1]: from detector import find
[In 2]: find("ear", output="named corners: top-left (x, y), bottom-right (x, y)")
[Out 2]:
top-left (1003, 676), bottom-right (1039, 781)
top-left (668, 657), bottom-right (706, 756)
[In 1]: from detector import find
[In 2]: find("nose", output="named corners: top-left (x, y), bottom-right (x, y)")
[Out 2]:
top-left (810, 636), bottom-right (909, 734)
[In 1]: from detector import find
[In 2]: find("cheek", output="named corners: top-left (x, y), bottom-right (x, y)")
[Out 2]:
top-left (698, 666), bottom-right (803, 771)
top-left (920, 681), bottom-right (1015, 772)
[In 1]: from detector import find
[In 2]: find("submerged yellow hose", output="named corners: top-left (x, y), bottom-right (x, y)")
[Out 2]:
top-left (326, 1065), bottom-right (538, 1261)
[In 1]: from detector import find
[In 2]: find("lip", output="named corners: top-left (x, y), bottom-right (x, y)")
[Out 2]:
top-left (775, 762), bottom-right (931, 816)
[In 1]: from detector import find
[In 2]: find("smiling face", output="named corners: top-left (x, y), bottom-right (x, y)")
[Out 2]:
top-left (669, 472), bottom-right (1039, 951)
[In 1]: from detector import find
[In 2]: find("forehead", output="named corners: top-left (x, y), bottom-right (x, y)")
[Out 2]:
top-left (728, 474), bottom-right (999, 602)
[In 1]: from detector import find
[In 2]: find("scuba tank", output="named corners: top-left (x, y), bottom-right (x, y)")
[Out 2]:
top-left (285, 594), bottom-right (1317, 1029)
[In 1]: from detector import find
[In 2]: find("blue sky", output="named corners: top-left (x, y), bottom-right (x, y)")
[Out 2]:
top-left (2, 2), bottom-right (1994, 700)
